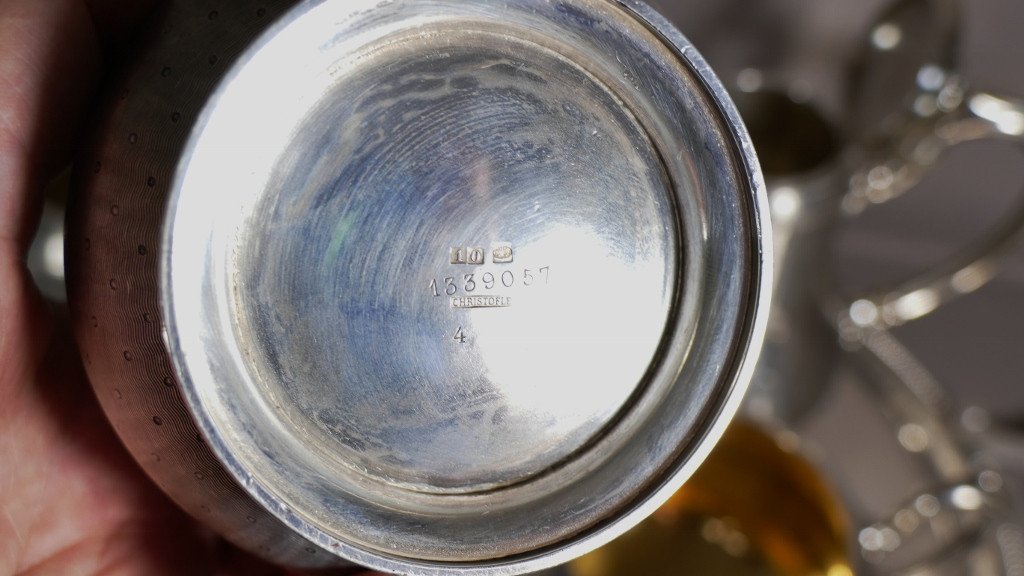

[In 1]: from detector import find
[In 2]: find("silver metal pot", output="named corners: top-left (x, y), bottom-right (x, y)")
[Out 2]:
top-left (733, 0), bottom-right (1024, 426)
top-left (67, 0), bottom-right (771, 573)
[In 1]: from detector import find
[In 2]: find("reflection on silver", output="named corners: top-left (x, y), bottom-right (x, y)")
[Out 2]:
top-left (997, 524), bottom-right (1024, 576)
top-left (721, 0), bottom-right (1024, 574)
top-left (736, 68), bottom-right (765, 94)
top-left (35, 0), bottom-right (1022, 573)
top-left (725, 82), bottom-right (842, 424)
top-left (67, 0), bottom-right (770, 573)
top-left (897, 423), bottom-right (931, 453)
top-left (860, 526), bottom-right (902, 554)
top-left (970, 93), bottom-right (1024, 137)
top-left (837, 330), bottom-right (1019, 574)
top-left (27, 193), bottom-right (68, 303)
top-left (828, 0), bottom-right (1024, 333)
top-left (871, 23), bottom-right (904, 52)
top-left (42, 232), bottom-right (64, 281)
top-left (849, 299), bottom-right (881, 327)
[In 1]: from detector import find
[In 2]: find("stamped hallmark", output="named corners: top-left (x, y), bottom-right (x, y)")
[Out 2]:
top-left (492, 244), bottom-right (514, 264)
top-left (430, 267), bottom-right (549, 299)
top-left (433, 243), bottom-right (546, 306)
top-left (451, 295), bottom-right (512, 309)
top-left (451, 244), bottom-right (514, 265)
top-left (451, 247), bottom-right (486, 265)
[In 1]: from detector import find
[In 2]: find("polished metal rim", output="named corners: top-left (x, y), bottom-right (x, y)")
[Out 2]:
top-left (161, 0), bottom-right (772, 573)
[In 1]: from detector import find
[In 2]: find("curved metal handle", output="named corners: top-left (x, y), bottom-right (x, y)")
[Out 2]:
top-left (841, 193), bottom-right (1024, 329)
top-left (836, 329), bottom-right (1020, 576)
top-left (844, 75), bottom-right (1024, 214)
top-left (838, 74), bottom-right (1024, 328)
top-left (857, 481), bottom-right (1007, 573)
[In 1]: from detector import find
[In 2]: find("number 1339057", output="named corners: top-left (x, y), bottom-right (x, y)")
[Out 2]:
top-left (429, 267), bottom-right (550, 297)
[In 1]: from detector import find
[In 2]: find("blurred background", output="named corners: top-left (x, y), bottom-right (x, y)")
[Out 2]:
top-left (645, 1), bottom-right (1024, 573)
top-left (642, 0), bottom-right (1024, 422)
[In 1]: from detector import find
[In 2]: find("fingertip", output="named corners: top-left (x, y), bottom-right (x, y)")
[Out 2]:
top-left (0, 0), bottom-right (101, 251)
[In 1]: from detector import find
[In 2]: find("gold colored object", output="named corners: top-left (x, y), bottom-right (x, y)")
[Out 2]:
top-left (568, 421), bottom-right (851, 576)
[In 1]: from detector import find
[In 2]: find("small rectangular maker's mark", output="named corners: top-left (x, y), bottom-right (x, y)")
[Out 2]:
top-left (451, 247), bottom-right (486, 265)
top-left (451, 295), bottom-right (513, 309)
top-left (450, 244), bottom-right (514, 265)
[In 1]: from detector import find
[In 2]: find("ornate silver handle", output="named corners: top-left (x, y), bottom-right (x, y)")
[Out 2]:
top-left (838, 329), bottom-right (1021, 575)
top-left (839, 74), bottom-right (1024, 329)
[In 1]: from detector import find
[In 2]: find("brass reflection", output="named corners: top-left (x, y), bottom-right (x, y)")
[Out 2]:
top-left (568, 422), bottom-right (851, 576)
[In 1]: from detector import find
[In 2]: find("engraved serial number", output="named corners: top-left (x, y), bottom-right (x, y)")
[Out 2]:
top-left (429, 267), bottom-right (550, 298)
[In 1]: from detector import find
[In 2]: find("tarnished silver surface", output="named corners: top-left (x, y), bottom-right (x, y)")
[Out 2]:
top-left (69, 0), bottom-right (771, 573)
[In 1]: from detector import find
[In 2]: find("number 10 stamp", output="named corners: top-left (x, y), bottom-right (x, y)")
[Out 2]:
top-left (451, 244), bottom-right (514, 265)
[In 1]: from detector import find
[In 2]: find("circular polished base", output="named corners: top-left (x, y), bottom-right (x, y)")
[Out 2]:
top-left (163, 0), bottom-right (770, 571)
top-left (234, 27), bottom-right (677, 494)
